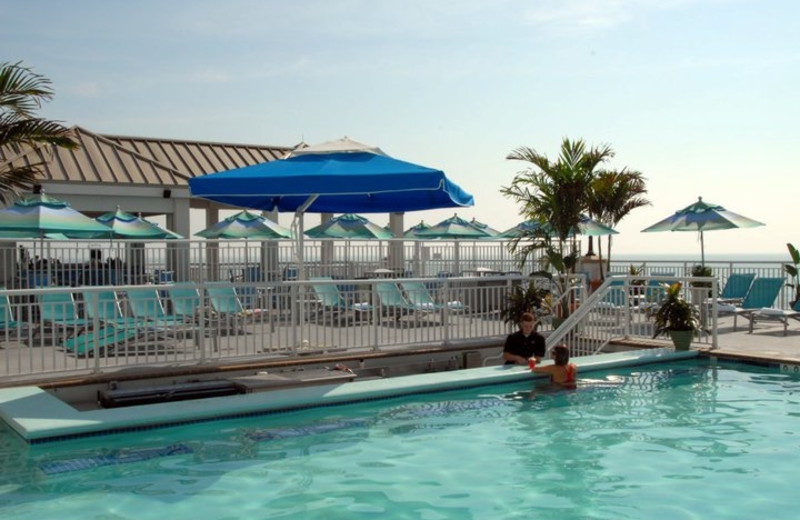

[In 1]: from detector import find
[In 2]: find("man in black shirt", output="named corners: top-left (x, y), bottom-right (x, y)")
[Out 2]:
top-left (502, 312), bottom-right (545, 365)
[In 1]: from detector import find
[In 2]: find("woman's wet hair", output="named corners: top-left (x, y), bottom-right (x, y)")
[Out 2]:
top-left (551, 344), bottom-right (570, 366)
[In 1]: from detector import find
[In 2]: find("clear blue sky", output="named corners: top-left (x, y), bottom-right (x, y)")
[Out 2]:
top-left (3, 0), bottom-right (798, 259)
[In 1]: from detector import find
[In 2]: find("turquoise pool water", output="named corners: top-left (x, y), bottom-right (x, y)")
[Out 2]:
top-left (1, 359), bottom-right (798, 519)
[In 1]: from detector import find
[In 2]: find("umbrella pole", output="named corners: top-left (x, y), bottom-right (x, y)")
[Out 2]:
top-left (700, 230), bottom-right (705, 266)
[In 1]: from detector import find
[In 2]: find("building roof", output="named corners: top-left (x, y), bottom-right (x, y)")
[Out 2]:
top-left (0, 126), bottom-right (294, 188)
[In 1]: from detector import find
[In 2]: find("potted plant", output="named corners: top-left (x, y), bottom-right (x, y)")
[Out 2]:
top-left (648, 282), bottom-right (700, 350)
top-left (690, 264), bottom-right (714, 301)
top-left (500, 280), bottom-right (550, 326)
top-left (784, 243), bottom-right (800, 307)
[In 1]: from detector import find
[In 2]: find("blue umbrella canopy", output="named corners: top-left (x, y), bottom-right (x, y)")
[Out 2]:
top-left (417, 214), bottom-right (494, 239)
top-left (0, 193), bottom-right (112, 238)
top-left (195, 210), bottom-right (293, 239)
top-left (188, 151), bottom-right (474, 214)
top-left (642, 196), bottom-right (764, 264)
top-left (305, 213), bottom-right (394, 240)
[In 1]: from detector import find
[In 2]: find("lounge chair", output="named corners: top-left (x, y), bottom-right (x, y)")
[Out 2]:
top-left (715, 273), bottom-right (756, 305)
top-left (0, 289), bottom-right (28, 340)
top-left (375, 282), bottom-right (433, 323)
top-left (716, 277), bottom-right (785, 331)
top-left (37, 291), bottom-right (91, 340)
top-left (399, 281), bottom-right (464, 312)
top-left (747, 300), bottom-right (800, 335)
top-left (206, 283), bottom-right (268, 334)
top-left (309, 277), bottom-right (372, 324)
top-left (80, 289), bottom-right (138, 328)
top-left (62, 326), bottom-right (141, 357)
top-left (123, 288), bottom-right (189, 328)
top-left (165, 283), bottom-right (203, 322)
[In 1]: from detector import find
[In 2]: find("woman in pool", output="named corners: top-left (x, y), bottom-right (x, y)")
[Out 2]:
top-left (530, 344), bottom-right (577, 387)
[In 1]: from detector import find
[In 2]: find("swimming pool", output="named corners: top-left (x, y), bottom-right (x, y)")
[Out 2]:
top-left (0, 357), bottom-right (798, 519)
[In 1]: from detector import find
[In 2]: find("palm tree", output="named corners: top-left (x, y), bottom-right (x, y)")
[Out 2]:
top-left (587, 169), bottom-right (650, 280)
top-left (500, 138), bottom-right (613, 317)
top-left (0, 61), bottom-right (77, 204)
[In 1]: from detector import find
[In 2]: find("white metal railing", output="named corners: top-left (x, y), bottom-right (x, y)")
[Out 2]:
top-left (546, 275), bottom-right (720, 356)
top-left (0, 276), bottom-right (542, 379)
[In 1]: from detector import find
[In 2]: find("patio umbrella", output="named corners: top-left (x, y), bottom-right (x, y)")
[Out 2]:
top-left (641, 196), bottom-right (765, 265)
top-left (499, 216), bottom-right (618, 238)
top-left (416, 214), bottom-right (494, 239)
top-left (0, 192), bottom-right (112, 238)
top-left (195, 210), bottom-right (293, 240)
top-left (305, 213), bottom-right (393, 240)
top-left (403, 220), bottom-right (432, 238)
top-left (189, 137), bottom-right (474, 280)
top-left (468, 218), bottom-right (500, 237)
top-left (96, 206), bottom-right (182, 239)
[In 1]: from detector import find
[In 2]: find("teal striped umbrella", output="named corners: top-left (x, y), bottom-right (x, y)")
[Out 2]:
top-left (416, 214), bottom-right (494, 239)
top-left (96, 207), bottom-right (182, 239)
top-left (0, 193), bottom-right (112, 238)
top-left (500, 216), bottom-right (618, 238)
top-left (196, 210), bottom-right (293, 239)
top-left (403, 220), bottom-right (432, 238)
top-left (468, 218), bottom-right (500, 236)
top-left (642, 197), bottom-right (764, 265)
top-left (305, 213), bottom-right (393, 239)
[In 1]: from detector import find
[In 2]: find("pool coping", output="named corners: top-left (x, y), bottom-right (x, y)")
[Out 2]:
top-left (0, 348), bottom-right (698, 443)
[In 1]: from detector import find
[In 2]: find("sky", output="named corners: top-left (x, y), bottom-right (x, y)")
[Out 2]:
top-left (2, 0), bottom-right (798, 260)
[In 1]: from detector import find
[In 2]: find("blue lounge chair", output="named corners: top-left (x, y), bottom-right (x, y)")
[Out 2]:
top-left (309, 277), bottom-right (372, 324)
top-left (399, 281), bottom-right (464, 312)
top-left (206, 283), bottom-right (268, 334)
top-left (0, 289), bottom-right (28, 340)
top-left (376, 282), bottom-right (433, 322)
top-left (37, 291), bottom-right (91, 340)
top-left (80, 289), bottom-right (138, 328)
top-left (62, 326), bottom-right (141, 357)
top-left (716, 277), bottom-right (785, 331)
top-left (716, 273), bottom-right (756, 305)
top-left (123, 288), bottom-right (188, 328)
top-left (166, 283), bottom-right (203, 322)
top-left (748, 300), bottom-right (800, 335)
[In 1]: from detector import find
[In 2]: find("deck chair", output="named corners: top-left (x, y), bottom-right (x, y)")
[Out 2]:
top-left (715, 273), bottom-right (756, 305)
top-left (309, 277), bottom-right (372, 324)
top-left (37, 291), bottom-right (91, 340)
top-left (0, 289), bottom-right (28, 340)
top-left (206, 284), bottom-right (266, 335)
top-left (166, 283), bottom-right (203, 322)
top-left (747, 300), bottom-right (800, 336)
top-left (400, 281), bottom-right (464, 312)
top-left (375, 282), bottom-right (433, 322)
top-left (62, 326), bottom-right (141, 357)
top-left (716, 277), bottom-right (785, 331)
top-left (80, 289), bottom-right (138, 328)
top-left (123, 288), bottom-right (192, 330)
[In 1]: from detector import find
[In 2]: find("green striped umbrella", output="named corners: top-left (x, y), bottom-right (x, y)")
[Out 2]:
top-left (468, 218), bottom-right (500, 236)
top-left (305, 213), bottom-right (393, 239)
top-left (0, 193), bottom-right (112, 238)
top-left (96, 207), bottom-right (182, 239)
top-left (196, 210), bottom-right (293, 239)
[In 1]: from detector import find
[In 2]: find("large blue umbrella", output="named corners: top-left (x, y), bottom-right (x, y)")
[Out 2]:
top-left (189, 142), bottom-right (474, 279)
top-left (188, 152), bottom-right (474, 214)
